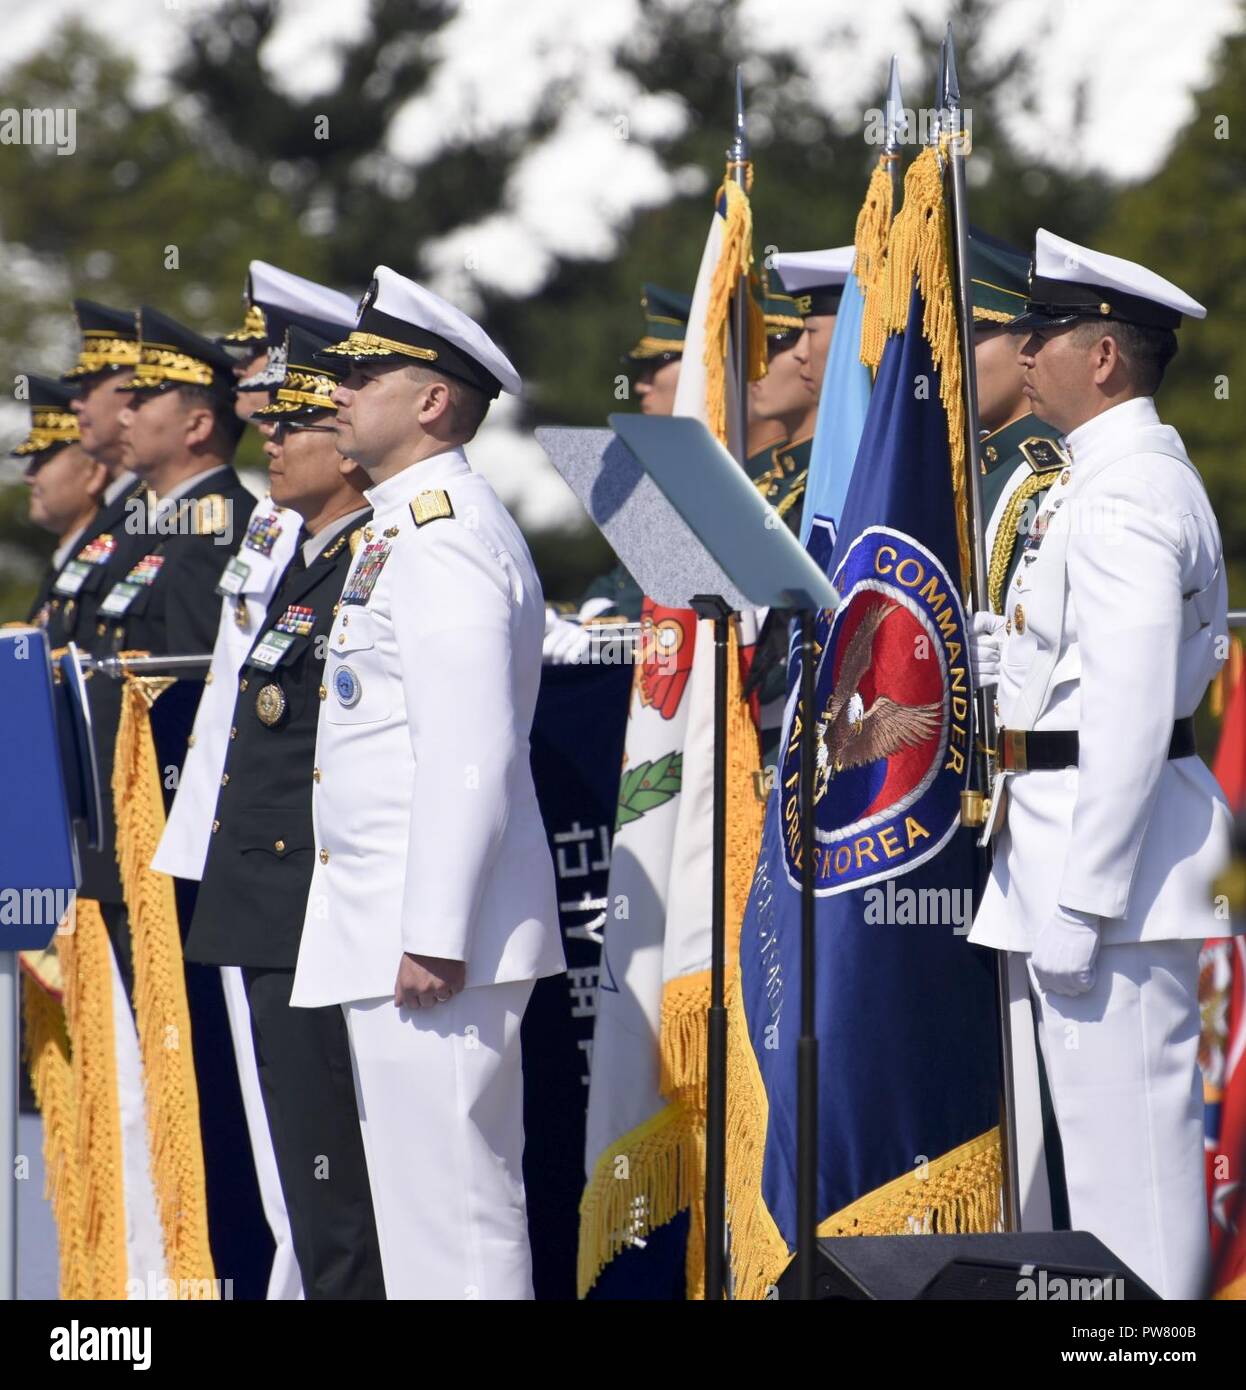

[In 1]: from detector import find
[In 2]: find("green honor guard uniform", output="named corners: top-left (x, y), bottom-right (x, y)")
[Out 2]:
top-left (746, 266), bottom-right (810, 530)
top-left (969, 230), bottom-right (1066, 614)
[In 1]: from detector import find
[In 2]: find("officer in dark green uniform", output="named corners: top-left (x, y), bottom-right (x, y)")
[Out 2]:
top-left (13, 375), bottom-right (106, 646)
top-left (970, 229), bottom-right (1067, 614)
top-left (746, 265), bottom-right (811, 533)
top-left (185, 326), bottom-right (384, 1299)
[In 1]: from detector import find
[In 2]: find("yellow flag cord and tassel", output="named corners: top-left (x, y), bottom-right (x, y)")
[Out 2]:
top-left (658, 621), bottom-right (764, 1299)
top-left (703, 174), bottom-right (767, 445)
top-left (855, 154), bottom-right (897, 370)
top-left (113, 667), bottom-right (216, 1290)
top-left (720, 144), bottom-right (997, 1300)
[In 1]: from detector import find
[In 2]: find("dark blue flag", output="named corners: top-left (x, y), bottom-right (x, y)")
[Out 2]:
top-left (728, 239), bottom-right (1001, 1297)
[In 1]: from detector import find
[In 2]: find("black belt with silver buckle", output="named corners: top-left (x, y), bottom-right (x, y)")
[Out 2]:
top-left (996, 717), bottom-right (1196, 772)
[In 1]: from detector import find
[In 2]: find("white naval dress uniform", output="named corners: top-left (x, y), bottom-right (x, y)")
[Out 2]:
top-left (291, 445), bottom-right (563, 1300)
top-left (971, 396), bottom-right (1231, 1298)
top-left (152, 493), bottom-right (303, 1301)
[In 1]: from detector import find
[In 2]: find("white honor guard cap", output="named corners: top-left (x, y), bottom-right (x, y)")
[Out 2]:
top-left (771, 247), bottom-right (855, 315)
top-left (231, 262), bottom-right (360, 390)
top-left (319, 265), bottom-right (521, 399)
top-left (1013, 228), bottom-right (1206, 332)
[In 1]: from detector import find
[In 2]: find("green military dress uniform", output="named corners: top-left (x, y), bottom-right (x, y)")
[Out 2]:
top-left (980, 415), bottom-right (1067, 614)
top-left (968, 228), bottom-right (1067, 615)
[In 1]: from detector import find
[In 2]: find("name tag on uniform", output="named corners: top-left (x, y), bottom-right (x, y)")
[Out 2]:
top-left (249, 630), bottom-right (296, 670)
top-left (216, 555), bottom-right (251, 597)
top-left (53, 560), bottom-right (91, 596)
top-left (340, 541), bottom-right (392, 607)
top-left (100, 554), bottom-right (163, 616)
top-left (99, 581), bottom-right (140, 616)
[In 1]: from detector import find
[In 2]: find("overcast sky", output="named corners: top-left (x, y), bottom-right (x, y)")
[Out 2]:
top-left (2, 0), bottom-right (1239, 528)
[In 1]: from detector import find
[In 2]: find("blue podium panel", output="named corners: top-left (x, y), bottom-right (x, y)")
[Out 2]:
top-left (0, 628), bottom-right (78, 949)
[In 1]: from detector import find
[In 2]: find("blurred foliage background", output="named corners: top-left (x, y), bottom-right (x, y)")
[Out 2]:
top-left (0, 0), bottom-right (1243, 617)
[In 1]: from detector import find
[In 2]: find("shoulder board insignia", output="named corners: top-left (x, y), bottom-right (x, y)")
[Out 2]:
top-left (410, 490), bottom-right (454, 527)
top-left (1017, 437), bottom-right (1071, 475)
top-left (348, 527), bottom-right (365, 558)
top-left (197, 495), bottom-right (230, 535)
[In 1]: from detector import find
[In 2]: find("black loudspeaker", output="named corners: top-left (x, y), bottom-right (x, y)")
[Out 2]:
top-left (775, 1233), bottom-right (1160, 1300)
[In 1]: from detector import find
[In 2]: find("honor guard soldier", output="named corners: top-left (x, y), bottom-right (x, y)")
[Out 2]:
top-left (290, 267), bottom-right (563, 1299)
top-left (185, 326), bottom-right (384, 1299)
top-left (544, 282), bottom-right (693, 661)
top-left (13, 374), bottom-right (106, 644)
top-left (969, 229), bottom-right (1065, 615)
top-left (154, 268), bottom-right (355, 1299)
top-left (99, 307), bottom-right (254, 656)
top-left (969, 229), bottom-right (1230, 1298)
top-left (747, 262), bottom-right (820, 533)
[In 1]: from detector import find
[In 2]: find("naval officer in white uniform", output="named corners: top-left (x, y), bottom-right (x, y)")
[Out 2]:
top-left (970, 229), bottom-right (1231, 1298)
top-left (291, 266), bottom-right (563, 1299)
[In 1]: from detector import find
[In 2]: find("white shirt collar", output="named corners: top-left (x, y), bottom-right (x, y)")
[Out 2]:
top-left (362, 446), bottom-right (470, 516)
top-left (53, 523), bottom-right (89, 571)
top-left (1062, 396), bottom-right (1158, 466)
top-left (103, 470), bottom-right (137, 506)
top-left (303, 506), bottom-right (370, 566)
top-left (155, 464), bottom-right (228, 511)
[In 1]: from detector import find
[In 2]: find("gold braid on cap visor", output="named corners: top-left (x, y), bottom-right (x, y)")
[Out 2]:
top-left (13, 410), bottom-right (81, 454)
top-left (220, 303), bottom-right (268, 344)
top-left (253, 368), bottom-right (340, 414)
top-left (64, 334), bottom-right (141, 378)
top-left (128, 344), bottom-right (217, 389)
top-left (321, 331), bottom-right (438, 362)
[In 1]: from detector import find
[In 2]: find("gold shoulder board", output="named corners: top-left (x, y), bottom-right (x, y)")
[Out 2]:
top-left (197, 495), bottom-right (229, 534)
top-left (410, 490), bottom-right (454, 527)
top-left (1017, 437), bottom-right (1070, 475)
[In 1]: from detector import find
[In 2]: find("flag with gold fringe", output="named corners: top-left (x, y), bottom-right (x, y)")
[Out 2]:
top-left (579, 162), bottom-right (765, 1299)
top-left (725, 145), bottom-right (1001, 1300)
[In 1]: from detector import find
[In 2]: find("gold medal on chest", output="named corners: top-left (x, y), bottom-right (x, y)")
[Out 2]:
top-left (256, 682), bottom-right (288, 727)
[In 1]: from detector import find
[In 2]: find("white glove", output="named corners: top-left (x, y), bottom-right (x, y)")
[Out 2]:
top-left (543, 608), bottom-right (591, 664)
top-left (969, 610), bottom-right (1006, 688)
top-left (1031, 905), bottom-right (1101, 998)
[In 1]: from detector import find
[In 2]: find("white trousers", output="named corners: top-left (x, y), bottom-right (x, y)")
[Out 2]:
top-left (343, 980), bottom-right (535, 1300)
top-left (1026, 937), bottom-right (1210, 1299)
top-left (108, 945), bottom-right (164, 1288)
top-left (219, 965), bottom-right (303, 1301)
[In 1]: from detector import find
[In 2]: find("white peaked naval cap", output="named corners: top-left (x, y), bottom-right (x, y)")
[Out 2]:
top-left (320, 265), bottom-right (521, 399)
top-left (771, 247), bottom-right (855, 314)
top-left (1015, 228), bottom-right (1206, 331)
top-left (247, 261), bottom-right (358, 332)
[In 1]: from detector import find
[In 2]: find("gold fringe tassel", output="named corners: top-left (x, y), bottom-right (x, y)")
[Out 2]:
top-left (57, 899), bottom-right (129, 1298)
top-left (817, 1127), bottom-right (1002, 1237)
top-left (865, 142), bottom-right (972, 593)
top-left (658, 618), bottom-right (764, 1297)
top-left (113, 668), bottom-right (216, 1292)
top-left (703, 176), bottom-right (767, 446)
top-left (855, 155), bottom-right (897, 370)
top-left (20, 967), bottom-right (91, 1299)
top-left (576, 1101), bottom-right (704, 1299)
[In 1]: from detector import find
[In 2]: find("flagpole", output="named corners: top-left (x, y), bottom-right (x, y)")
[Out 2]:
top-left (942, 25), bottom-right (1023, 1233)
top-left (699, 67), bottom-right (752, 1303)
top-left (884, 55), bottom-right (905, 210)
